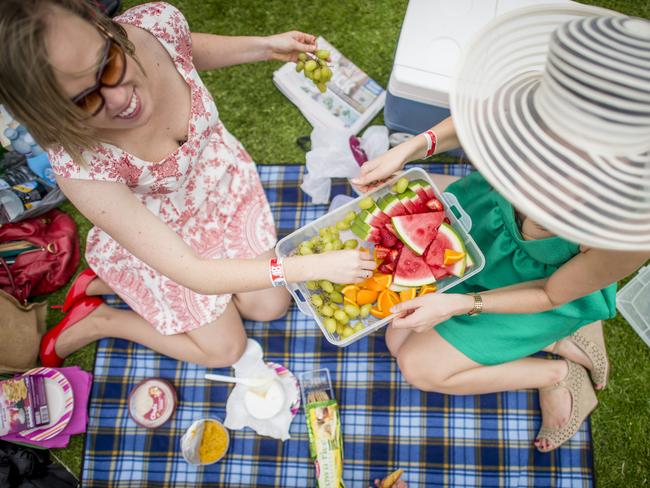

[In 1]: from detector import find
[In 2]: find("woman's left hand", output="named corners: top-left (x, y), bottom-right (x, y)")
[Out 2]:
top-left (390, 294), bottom-right (474, 333)
top-left (265, 31), bottom-right (317, 62)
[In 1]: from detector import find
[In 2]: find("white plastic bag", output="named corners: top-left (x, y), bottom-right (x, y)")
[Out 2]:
top-left (301, 125), bottom-right (389, 203)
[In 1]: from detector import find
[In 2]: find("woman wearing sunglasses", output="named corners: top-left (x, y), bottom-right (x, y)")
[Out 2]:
top-left (0, 0), bottom-right (375, 368)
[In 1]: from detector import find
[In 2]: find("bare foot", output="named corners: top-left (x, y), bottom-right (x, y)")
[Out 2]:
top-left (535, 361), bottom-right (571, 451)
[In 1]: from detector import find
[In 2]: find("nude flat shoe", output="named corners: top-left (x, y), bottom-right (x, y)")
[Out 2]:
top-left (535, 360), bottom-right (598, 453)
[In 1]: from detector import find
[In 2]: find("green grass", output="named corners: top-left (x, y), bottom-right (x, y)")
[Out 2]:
top-left (50, 0), bottom-right (650, 485)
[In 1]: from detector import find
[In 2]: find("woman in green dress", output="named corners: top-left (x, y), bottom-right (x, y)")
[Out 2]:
top-left (353, 7), bottom-right (650, 452)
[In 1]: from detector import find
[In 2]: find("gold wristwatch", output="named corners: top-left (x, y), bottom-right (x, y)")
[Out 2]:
top-left (467, 294), bottom-right (483, 316)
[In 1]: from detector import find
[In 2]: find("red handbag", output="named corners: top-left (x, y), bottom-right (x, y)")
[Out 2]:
top-left (0, 209), bottom-right (80, 303)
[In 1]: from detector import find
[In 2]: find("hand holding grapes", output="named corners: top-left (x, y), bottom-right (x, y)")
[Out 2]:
top-left (265, 31), bottom-right (317, 62)
top-left (295, 49), bottom-right (333, 93)
top-left (351, 143), bottom-right (412, 193)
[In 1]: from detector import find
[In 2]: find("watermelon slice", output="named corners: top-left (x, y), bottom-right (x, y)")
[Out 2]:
top-left (398, 189), bottom-right (419, 214)
top-left (378, 262), bottom-right (395, 274)
top-left (437, 223), bottom-right (467, 277)
top-left (411, 179), bottom-right (436, 200)
top-left (424, 238), bottom-right (445, 268)
top-left (393, 246), bottom-right (436, 287)
top-left (392, 212), bottom-right (445, 255)
top-left (351, 220), bottom-right (381, 243)
top-left (370, 205), bottom-right (391, 226)
top-left (378, 194), bottom-right (408, 217)
top-left (379, 227), bottom-right (399, 248)
top-left (357, 210), bottom-right (385, 228)
top-left (430, 265), bottom-right (451, 280)
top-left (466, 251), bottom-right (475, 268)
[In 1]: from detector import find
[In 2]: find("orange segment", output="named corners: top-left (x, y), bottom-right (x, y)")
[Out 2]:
top-left (418, 284), bottom-right (437, 297)
top-left (343, 297), bottom-right (357, 307)
top-left (399, 288), bottom-right (417, 302)
top-left (443, 249), bottom-right (466, 266)
top-left (370, 307), bottom-right (390, 319)
top-left (357, 289), bottom-right (379, 306)
top-left (363, 273), bottom-right (392, 292)
top-left (341, 285), bottom-right (359, 302)
top-left (378, 289), bottom-right (400, 313)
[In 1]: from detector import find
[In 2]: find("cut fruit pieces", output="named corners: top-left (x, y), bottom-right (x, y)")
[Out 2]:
top-left (370, 307), bottom-right (390, 319)
top-left (362, 273), bottom-right (392, 292)
top-left (437, 223), bottom-right (467, 277)
top-left (392, 212), bottom-right (445, 255)
top-left (378, 289), bottom-right (400, 312)
top-left (399, 288), bottom-right (417, 302)
top-left (418, 284), bottom-right (437, 296)
top-left (341, 285), bottom-right (359, 302)
top-left (377, 194), bottom-right (408, 217)
top-left (393, 246), bottom-right (437, 287)
top-left (443, 249), bottom-right (466, 266)
top-left (350, 220), bottom-right (381, 243)
top-left (356, 289), bottom-right (379, 306)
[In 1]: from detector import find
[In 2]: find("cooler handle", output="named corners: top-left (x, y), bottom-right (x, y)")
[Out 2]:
top-left (442, 192), bottom-right (472, 233)
top-left (287, 284), bottom-right (313, 316)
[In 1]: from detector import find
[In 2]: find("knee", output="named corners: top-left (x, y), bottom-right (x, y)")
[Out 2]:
top-left (397, 351), bottom-right (448, 393)
top-left (198, 336), bottom-right (247, 368)
top-left (245, 298), bottom-right (290, 322)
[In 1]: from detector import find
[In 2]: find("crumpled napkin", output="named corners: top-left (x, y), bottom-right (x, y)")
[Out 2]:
top-left (301, 125), bottom-right (389, 203)
top-left (223, 339), bottom-right (296, 441)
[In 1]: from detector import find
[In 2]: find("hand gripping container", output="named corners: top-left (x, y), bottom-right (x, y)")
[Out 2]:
top-left (275, 167), bottom-right (485, 347)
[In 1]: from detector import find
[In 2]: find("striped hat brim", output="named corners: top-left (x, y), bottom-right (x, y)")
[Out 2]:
top-left (450, 4), bottom-right (650, 250)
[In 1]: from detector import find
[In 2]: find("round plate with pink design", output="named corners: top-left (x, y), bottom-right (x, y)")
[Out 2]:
top-left (20, 367), bottom-right (74, 441)
top-left (266, 361), bottom-right (301, 418)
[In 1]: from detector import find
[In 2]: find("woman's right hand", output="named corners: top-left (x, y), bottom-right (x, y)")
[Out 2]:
top-left (310, 249), bottom-right (377, 284)
top-left (350, 143), bottom-right (410, 193)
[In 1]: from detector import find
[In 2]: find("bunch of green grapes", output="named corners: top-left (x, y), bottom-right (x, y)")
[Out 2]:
top-left (306, 280), bottom-right (373, 339)
top-left (295, 49), bottom-right (333, 93)
top-left (297, 212), bottom-right (358, 255)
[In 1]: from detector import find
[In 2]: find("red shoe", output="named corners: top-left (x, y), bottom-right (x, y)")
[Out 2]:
top-left (40, 296), bottom-right (104, 368)
top-left (53, 269), bottom-right (97, 313)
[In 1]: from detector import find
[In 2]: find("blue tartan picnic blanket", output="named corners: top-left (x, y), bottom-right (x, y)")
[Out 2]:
top-left (81, 163), bottom-right (593, 487)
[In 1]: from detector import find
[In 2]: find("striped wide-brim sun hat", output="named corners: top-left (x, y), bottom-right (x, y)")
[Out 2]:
top-left (450, 4), bottom-right (650, 251)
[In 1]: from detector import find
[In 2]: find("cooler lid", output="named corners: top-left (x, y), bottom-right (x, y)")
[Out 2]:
top-left (389, 0), bottom-right (574, 106)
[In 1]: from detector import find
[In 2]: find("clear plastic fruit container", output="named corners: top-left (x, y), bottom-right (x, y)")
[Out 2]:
top-left (275, 167), bottom-right (485, 347)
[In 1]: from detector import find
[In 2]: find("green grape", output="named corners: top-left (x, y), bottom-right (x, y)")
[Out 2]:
top-left (328, 226), bottom-right (339, 237)
top-left (295, 61), bottom-right (304, 72)
top-left (311, 294), bottom-right (324, 307)
top-left (332, 239), bottom-right (343, 250)
top-left (304, 60), bottom-right (318, 72)
top-left (358, 197), bottom-right (374, 210)
top-left (316, 82), bottom-right (327, 93)
top-left (301, 239), bottom-right (313, 249)
top-left (336, 323), bottom-right (345, 336)
top-left (319, 280), bottom-right (334, 293)
top-left (320, 304), bottom-right (334, 317)
top-left (344, 239), bottom-right (358, 250)
top-left (323, 317), bottom-right (337, 334)
top-left (304, 70), bottom-right (313, 80)
top-left (353, 322), bottom-right (365, 332)
top-left (344, 211), bottom-right (356, 223)
top-left (393, 177), bottom-right (409, 194)
top-left (316, 49), bottom-right (331, 60)
top-left (360, 303), bottom-right (372, 318)
top-left (336, 220), bottom-right (350, 231)
top-left (319, 228), bottom-right (329, 238)
top-left (341, 326), bottom-right (355, 339)
top-left (310, 235), bottom-right (321, 245)
top-left (334, 284), bottom-right (344, 292)
top-left (306, 280), bottom-right (319, 290)
top-left (299, 246), bottom-right (313, 255)
top-left (329, 291), bottom-right (344, 303)
top-left (344, 303), bottom-right (360, 319)
top-left (334, 310), bottom-right (350, 325)
top-left (312, 68), bottom-right (321, 81)
top-left (321, 67), bottom-right (333, 81)
top-left (323, 242), bottom-right (334, 252)
top-left (298, 52), bottom-right (308, 62)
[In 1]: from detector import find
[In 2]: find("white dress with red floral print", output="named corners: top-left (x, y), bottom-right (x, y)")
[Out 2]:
top-left (48, 2), bottom-right (277, 335)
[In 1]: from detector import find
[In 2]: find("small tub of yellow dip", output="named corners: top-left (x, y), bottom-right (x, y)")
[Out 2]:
top-left (181, 418), bottom-right (230, 466)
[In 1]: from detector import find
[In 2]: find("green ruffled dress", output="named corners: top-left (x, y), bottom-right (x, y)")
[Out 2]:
top-left (435, 171), bottom-right (617, 366)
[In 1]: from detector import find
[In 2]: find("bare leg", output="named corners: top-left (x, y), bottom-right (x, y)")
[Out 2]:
top-left (232, 249), bottom-right (291, 322)
top-left (396, 328), bottom-right (573, 450)
top-left (54, 300), bottom-right (247, 368)
top-left (385, 326), bottom-right (413, 357)
top-left (85, 278), bottom-right (113, 296)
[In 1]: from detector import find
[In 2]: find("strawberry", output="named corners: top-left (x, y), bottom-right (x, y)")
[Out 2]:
top-left (426, 198), bottom-right (444, 212)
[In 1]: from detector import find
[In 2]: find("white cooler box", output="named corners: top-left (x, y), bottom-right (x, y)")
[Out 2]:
top-left (385, 0), bottom-right (573, 135)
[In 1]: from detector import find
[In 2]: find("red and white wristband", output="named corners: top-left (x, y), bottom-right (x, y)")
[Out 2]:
top-left (269, 257), bottom-right (286, 288)
top-left (422, 130), bottom-right (437, 158)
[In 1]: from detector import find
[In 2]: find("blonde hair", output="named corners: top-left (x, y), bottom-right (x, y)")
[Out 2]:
top-left (0, 0), bottom-right (137, 165)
